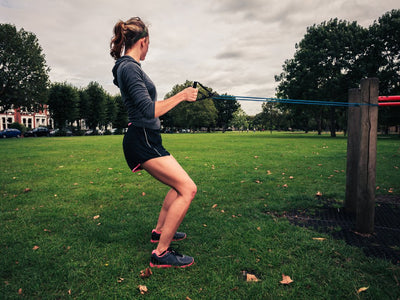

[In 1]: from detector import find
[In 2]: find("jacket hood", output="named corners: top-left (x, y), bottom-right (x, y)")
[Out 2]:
top-left (112, 56), bottom-right (140, 87)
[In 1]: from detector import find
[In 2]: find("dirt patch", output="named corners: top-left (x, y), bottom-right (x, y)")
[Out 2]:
top-left (282, 195), bottom-right (400, 265)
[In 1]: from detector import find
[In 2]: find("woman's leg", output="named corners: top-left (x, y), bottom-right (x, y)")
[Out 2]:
top-left (142, 155), bottom-right (197, 254)
top-left (154, 188), bottom-right (178, 233)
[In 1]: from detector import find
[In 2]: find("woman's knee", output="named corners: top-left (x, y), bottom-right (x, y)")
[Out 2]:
top-left (181, 180), bottom-right (197, 201)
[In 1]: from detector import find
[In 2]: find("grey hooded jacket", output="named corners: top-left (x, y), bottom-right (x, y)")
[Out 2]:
top-left (112, 56), bottom-right (160, 130)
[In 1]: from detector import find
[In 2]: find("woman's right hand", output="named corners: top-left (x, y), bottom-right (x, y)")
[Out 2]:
top-left (181, 87), bottom-right (198, 102)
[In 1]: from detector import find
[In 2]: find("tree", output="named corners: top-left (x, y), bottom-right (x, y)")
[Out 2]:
top-left (275, 19), bottom-right (368, 136)
top-left (231, 108), bottom-right (249, 131)
top-left (82, 82), bottom-right (106, 132)
top-left (162, 81), bottom-right (218, 131)
top-left (104, 94), bottom-right (117, 131)
top-left (0, 24), bottom-right (49, 112)
top-left (213, 93), bottom-right (240, 131)
top-left (368, 9), bottom-right (400, 132)
top-left (48, 82), bottom-right (79, 130)
top-left (112, 95), bottom-right (128, 134)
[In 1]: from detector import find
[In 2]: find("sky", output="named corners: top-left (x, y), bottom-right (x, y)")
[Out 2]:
top-left (1, 0), bottom-right (398, 115)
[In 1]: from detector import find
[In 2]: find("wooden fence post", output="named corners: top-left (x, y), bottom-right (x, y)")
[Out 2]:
top-left (356, 78), bottom-right (379, 234)
top-left (345, 88), bottom-right (361, 214)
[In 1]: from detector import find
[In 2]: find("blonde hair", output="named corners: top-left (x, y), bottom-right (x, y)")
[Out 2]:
top-left (110, 17), bottom-right (148, 60)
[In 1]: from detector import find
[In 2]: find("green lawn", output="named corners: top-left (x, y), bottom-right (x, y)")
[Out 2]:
top-left (1, 132), bottom-right (399, 299)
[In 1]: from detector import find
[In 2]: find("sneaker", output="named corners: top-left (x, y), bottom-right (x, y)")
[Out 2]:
top-left (151, 229), bottom-right (187, 243)
top-left (150, 248), bottom-right (194, 268)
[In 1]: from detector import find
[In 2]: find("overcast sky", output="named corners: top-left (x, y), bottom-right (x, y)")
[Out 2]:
top-left (1, 0), bottom-right (398, 115)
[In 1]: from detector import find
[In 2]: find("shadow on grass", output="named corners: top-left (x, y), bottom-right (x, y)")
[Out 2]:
top-left (279, 195), bottom-right (400, 265)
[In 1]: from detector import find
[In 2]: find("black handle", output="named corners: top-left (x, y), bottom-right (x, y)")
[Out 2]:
top-left (193, 81), bottom-right (198, 88)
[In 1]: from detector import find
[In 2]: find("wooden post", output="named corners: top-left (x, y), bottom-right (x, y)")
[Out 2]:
top-left (356, 78), bottom-right (379, 234)
top-left (345, 88), bottom-right (361, 214)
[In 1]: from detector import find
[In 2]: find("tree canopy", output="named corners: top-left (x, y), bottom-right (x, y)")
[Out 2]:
top-left (0, 23), bottom-right (49, 112)
top-left (275, 10), bottom-right (400, 135)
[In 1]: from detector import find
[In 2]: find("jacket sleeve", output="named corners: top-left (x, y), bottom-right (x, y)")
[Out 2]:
top-left (119, 62), bottom-right (155, 119)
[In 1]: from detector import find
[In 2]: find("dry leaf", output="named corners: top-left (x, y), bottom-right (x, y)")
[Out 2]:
top-left (24, 188), bottom-right (31, 193)
top-left (140, 267), bottom-right (153, 279)
top-left (280, 274), bottom-right (293, 285)
top-left (212, 204), bottom-right (217, 208)
top-left (267, 170), bottom-right (272, 175)
top-left (18, 288), bottom-right (23, 295)
top-left (312, 237), bottom-right (326, 241)
top-left (117, 278), bottom-right (124, 283)
top-left (138, 285), bottom-right (148, 294)
top-left (246, 273), bottom-right (260, 282)
top-left (32, 245), bottom-right (39, 251)
top-left (357, 286), bottom-right (369, 294)
top-left (315, 191), bottom-right (322, 197)
top-left (93, 215), bottom-right (100, 220)
top-left (142, 192), bottom-right (146, 196)
top-left (68, 289), bottom-right (72, 295)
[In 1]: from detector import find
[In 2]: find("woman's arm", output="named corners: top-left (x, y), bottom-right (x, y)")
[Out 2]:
top-left (154, 87), bottom-right (198, 118)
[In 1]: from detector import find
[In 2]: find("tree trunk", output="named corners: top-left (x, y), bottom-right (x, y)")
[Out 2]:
top-left (330, 107), bottom-right (336, 137)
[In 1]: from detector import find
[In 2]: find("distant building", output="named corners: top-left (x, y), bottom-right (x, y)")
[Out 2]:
top-left (0, 105), bottom-right (53, 131)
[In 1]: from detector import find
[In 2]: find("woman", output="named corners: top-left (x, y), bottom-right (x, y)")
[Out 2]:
top-left (110, 17), bottom-right (198, 268)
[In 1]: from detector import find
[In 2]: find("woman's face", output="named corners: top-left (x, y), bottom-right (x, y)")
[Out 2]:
top-left (140, 36), bottom-right (149, 61)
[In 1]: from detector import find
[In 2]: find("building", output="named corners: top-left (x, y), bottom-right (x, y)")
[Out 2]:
top-left (0, 105), bottom-right (53, 131)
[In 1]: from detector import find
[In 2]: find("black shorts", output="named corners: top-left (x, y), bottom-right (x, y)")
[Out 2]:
top-left (123, 125), bottom-right (170, 172)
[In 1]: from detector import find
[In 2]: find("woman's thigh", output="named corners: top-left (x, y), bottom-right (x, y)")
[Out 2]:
top-left (142, 155), bottom-right (196, 195)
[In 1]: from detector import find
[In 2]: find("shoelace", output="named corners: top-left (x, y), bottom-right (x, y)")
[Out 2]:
top-left (166, 247), bottom-right (183, 257)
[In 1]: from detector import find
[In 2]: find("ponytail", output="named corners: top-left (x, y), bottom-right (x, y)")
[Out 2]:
top-left (110, 17), bottom-right (148, 60)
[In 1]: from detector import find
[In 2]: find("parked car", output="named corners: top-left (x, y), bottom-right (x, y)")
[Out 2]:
top-left (1, 128), bottom-right (22, 138)
top-left (24, 127), bottom-right (50, 137)
top-left (49, 129), bottom-right (73, 136)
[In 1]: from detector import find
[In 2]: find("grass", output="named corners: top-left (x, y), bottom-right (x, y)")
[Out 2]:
top-left (0, 132), bottom-right (399, 299)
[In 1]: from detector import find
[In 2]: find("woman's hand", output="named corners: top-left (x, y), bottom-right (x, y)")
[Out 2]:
top-left (154, 87), bottom-right (198, 118)
top-left (181, 87), bottom-right (198, 102)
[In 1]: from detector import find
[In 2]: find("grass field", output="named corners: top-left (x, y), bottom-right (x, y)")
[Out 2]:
top-left (1, 132), bottom-right (399, 299)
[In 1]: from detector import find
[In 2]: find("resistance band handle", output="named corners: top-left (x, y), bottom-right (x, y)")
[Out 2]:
top-left (193, 81), bottom-right (198, 88)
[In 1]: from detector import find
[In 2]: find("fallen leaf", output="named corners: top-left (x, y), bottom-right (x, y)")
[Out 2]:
top-left (44, 229), bottom-right (51, 233)
top-left (93, 215), bottom-right (100, 220)
top-left (212, 204), bottom-right (218, 209)
top-left (280, 274), bottom-right (293, 285)
top-left (246, 273), bottom-right (260, 282)
top-left (138, 285), bottom-right (148, 294)
top-left (117, 277), bottom-right (124, 283)
top-left (267, 170), bottom-right (272, 175)
top-left (142, 192), bottom-right (146, 196)
top-left (32, 245), bottom-right (39, 251)
top-left (18, 288), bottom-right (23, 295)
top-left (357, 286), bottom-right (369, 294)
top-left (24, 188), bottom-right (31, 193)
top-left (316, 191), bottom-right (323, 197)
top-left (68, 289), bottom-right (72, 295)
top-left (312, 237), bottom-right (326, 241)
top-left (140, 267), bottom-right (153, 279)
